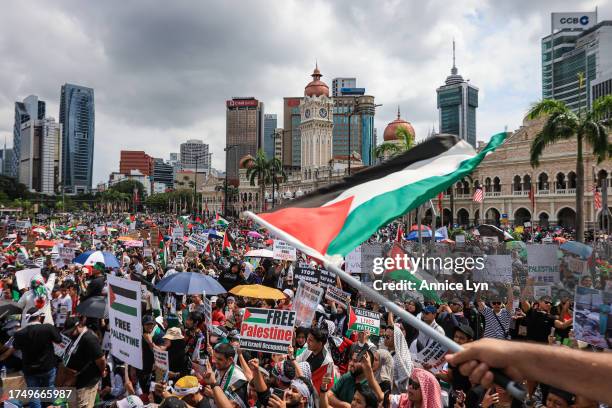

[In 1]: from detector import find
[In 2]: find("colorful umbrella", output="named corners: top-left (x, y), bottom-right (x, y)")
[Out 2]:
top-left (559, 241), bottom-right (593, 260)
top-left (35, 240), bottom-right (57, 248)
top-left (124, 240), bottom-right (143, 248)
top-left (117, 236), bottom-right (134, 241)
top-left (410, 225), bottom-right (431, 231)
top-left (247, 231), bottom-right (264, 239)
top-left (406, 230), bottom-right (443, 241)
top-left (155, 272), bottom-right (226, 295)
top-left (230, 284), bottom-right (286, 300)
top-left (245, 249), bottom-right (274, 258)
top-left (73, 250), bottom-right (121, 268)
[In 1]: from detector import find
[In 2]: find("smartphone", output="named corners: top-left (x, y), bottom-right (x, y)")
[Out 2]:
top-left (356, 347), bottom-right (367, 361)
top-left (271, 388), bottom-right (285, 399)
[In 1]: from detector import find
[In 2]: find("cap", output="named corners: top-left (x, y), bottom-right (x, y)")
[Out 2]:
top-left (163, 327), bottom-right (184, 340)
top-left (142, 315), bottom-right (155, 325)
top-left (173, 376), bottom-right (201, 397)
top-left (227, 296), bottom-right (235, 302)
top-left (283, 289), bottom-right (294, 299)
top-left (159, 397), bottom-right (188, 408)
top-left (454, 323), bottom-right (474, 340)
top-left (423, 305), bottom-right (437, 314)
top-left (116, 395), bottom-right (144, 408)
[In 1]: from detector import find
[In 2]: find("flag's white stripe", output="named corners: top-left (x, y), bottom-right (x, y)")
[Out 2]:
top-left (325, 141), bottom-right (476, 211)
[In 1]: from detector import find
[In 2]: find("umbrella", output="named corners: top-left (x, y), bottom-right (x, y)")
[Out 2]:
top-left (230, 284), bottom-right (286, 300)
top-left (155, 272), bottom-right (226, 295)
top-left (124, 240), bottom-right (143, 248)
top-left (0, 302), bottom-right (23, 318)
top-left (477, 224), bottom-right (513, 241)
top-left (406, 230), bottom-right (444, 241)
top-left (76, 296), bottom-right (108, 319)
top-left (245, 249), bottom-right (274, 258)
top-left (410, 225), bottom-right (431, 232)
top-left (204, 229), bottom-right (223, 239)
top-left (559, 241), bottom-right (593, 260)
top-left (117, 236), bottom-right (134, 241)
top-left (35, 240), bottom-right (57, 248)
top-left (553, 236), bottom-right (567, 243)
top-left (73, 250), bottom-right (121, 268)
top-left (247, 231), bottom-right (264, 239)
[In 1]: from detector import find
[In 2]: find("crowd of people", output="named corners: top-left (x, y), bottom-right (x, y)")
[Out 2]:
top-left (0, 211), bottom-right (610, 408)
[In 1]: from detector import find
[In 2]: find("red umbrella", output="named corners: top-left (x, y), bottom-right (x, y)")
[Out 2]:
top-left (410, 225), bottom-right (431, 231)
top-left (35, 240), bottom-right (57, 248)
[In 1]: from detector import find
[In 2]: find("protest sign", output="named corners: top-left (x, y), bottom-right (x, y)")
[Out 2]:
top-left (108, 275), bottom-right (143, 369)
top-left (16, 268), bottom-right (41, 290)
top-left (154, 349), bottom-right (169, 371)
top-left (345, 245), bottom-right (362, 274)
top-left (95, 226), bottom-right (107, 236)
top-left (175, 251), bottom-right (184, 265)
top-left (361, 244), bottom-right (383, 275)
top-left (293, 263), bottom-right (336, 286)
top-left (414, 341), bottom-right (448, 374)
top-left (573, 286), bottom-right (611, 349)
top-left (473, 255), bottom-right (512, 283)
top-left (273, 240), bottom-right (297, 261)
top-left (172, 227), bottom-right (184, 241)
top-left (293, 280), bottom-right (324, 327)
top-left (567, 257), bottom-right (588, 275)
top-left (455, 235), bottom-right (466, 246)
top-left (533, 284), bottom-right (552, 299)
top-left (325, 286), bottom-right (351, 309)
top-left (527, 245), bottom-right (560, 283)
top-left (58, 246), bottom-right (75, 263)
top-left (53, 334), bottom-right (73, 358)
top-left (239, 308), bottom-right (296, 354)
top-left (348, 307), bottom-right (381, 335)
top-left (187, 234), bottom-right (208, 252)
top-left (15, 220), bottom-right (31, 230)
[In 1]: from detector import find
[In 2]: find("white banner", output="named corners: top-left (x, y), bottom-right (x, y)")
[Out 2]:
top-left (108, 275), bottom-right (143, 369)
top-left (567, 257), bottom-right (589, 275)
top-left (187, 234), bottom-right (208, 252)
top-left (527, 245), bottom-right (560, 283)
top-left (273, 240), bottom-right (297, 261)
top-left (292, 281), bottom-right (324, 328)
top-left (16, 268), bottom-right (41, 290)
top-left (154, 349), bottom-right (169, 372)
top-left (345, 245), bottom-right (362, 274)
top-left (172, 227), bottom-right (184, 241)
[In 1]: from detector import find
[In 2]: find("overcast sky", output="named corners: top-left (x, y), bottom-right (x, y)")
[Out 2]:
top-left (1, 0), bottom-right (609, 186)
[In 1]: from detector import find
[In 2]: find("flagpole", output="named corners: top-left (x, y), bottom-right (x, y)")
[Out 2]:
top-left (244, 210), bottom-right (526, 401)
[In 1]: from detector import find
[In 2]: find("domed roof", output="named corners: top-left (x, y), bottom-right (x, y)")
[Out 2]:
top-left (304, 64), bottom-right (329, 97)
top-left (239, 154), bottom-right (255, 169)
top-left (383, 107), bottom-right (415, 142)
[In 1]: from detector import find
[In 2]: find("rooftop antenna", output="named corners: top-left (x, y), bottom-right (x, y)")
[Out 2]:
top-left (451, 38), bottom-right (458, 75)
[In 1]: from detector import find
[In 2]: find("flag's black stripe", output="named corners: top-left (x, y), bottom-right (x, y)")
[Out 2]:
top-left (268, 134), bottom-right (460, 210)
top-left (110, 284), bottom-right (138, 300)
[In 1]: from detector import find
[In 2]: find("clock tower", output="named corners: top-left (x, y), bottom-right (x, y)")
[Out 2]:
top-left (300, 64), bottom-right (334, 179)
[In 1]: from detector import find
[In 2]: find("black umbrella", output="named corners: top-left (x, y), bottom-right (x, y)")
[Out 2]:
top-left (76, 295), bottom-right (108, 319)
top-left (476, 224), bottom-right (514, 241)
top-left (0, 302), bottom-right (22, 318)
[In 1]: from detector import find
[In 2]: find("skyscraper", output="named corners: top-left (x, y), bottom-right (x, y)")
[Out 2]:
top-left (153, 158), bottom-right (174, 190)
top-left (18, 117), bottom-right (62, 194)
top-left (225, 97), bottom-right (264, 183)
top-left (263, 114), bottom-right (277, 159)
top-left (180, 140), bottom-right (211, 173)
top-left (11, 95), bottom-right (46, 179)
top-left (120, 151), bottom-right (154, 175)
top-left (541, 15), bottom-right (612, 111)
top-left (333, 95), bottom-right (377, 166)
top-left (332, 78), bottom-right (357, 97)
top-left (282, 97), bottom-right (303, 169)
top-left (59, 83), bottom-right (95, 194)
top-left (436, 41), bottom-right (478, 147)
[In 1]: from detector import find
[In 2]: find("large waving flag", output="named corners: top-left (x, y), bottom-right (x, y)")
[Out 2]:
top-left (251, 133), bottom-right (507, 258)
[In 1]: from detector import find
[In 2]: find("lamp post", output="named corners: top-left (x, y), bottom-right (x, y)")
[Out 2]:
top-left (224, 144), bottom-right (238, 218)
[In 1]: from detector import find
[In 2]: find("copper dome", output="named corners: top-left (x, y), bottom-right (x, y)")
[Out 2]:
top-left (304, 64), bottom-right (329, 97)
top-left (383, 107), bottom-right (415, 142)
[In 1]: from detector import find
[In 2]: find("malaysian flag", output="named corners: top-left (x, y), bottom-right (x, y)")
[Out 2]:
top-left (473, 187), bottom-right (484, 203)
top-left (594, 184), bottom-right (602, 210)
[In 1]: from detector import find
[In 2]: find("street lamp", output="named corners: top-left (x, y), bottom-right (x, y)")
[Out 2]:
top-left (224, 144), bottom-right (239, 218)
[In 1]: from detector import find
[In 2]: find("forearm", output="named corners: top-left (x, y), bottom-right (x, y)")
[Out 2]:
top-left (238, 354), bottom-right (252, 381)
top-left (328, 392), bottom-right (351, 408)
top-left (364, 369), bottom-right (384, 402)
top-left (513, 343), bottom-right (612, 404)
top-left (213, 386), bottom-right (234, 408)
top-left (250, 367), bottom-right (267, 392)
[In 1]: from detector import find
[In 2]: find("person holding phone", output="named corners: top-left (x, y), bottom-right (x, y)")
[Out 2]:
top-left (328, 348), bottom-right (384, 408)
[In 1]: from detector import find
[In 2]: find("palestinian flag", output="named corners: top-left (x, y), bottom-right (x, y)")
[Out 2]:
top-left (108, 281), bottom-right (139, 317)
top-left (249, 133), bottom-right (507, 258)
top-left (215, 214), bottom-right (229, 227)
top-left (222, 231), bottom-right (235, 252)
top-left (395, 225), bottom-right (404, 242)
top-left (384, 243), bottom-right (441, 302)
top-left (242, 308), bottom-right (268, 324)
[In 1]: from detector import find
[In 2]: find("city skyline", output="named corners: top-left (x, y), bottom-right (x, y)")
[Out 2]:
top-left (0, 0), bottom-right (610, 187)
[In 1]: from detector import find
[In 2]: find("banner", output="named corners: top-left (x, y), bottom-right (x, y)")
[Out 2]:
top-left (414, 341), bottom-right (448, 374)
top-left (527, 245), bottom-right (560, 283)
top-left (239, 308), bottom-right (296, 354)
top-left (552, 12), bottom-right (597, 30)
top-left (154, 349), bottom-right (169, 371)
top-left (292, 281), bottom-right (324, 327)
top-left (573, 286), bottom-right (611, 349)
top-left (58, 247), bottom-right (75, 263)
top-left (273, 240), bottom-right (297, 261)
top-left (348, 307), bottom-right (381, 335)
top-left (567, 257), bottom-right (589, 275)
top-left (325, 286), bottom-right (351, 309)
top-left (108, 275), bottom-right (143, 369)
top-left (187, 234), bottom-right (208, 252)
top-left (361, 244), bottom-right (383, 275)
top-left (172, 227), bottom-right (184, 241)
top-left (473, 255), bottom-right (512, 283)
top-left (293, 263), bottom-right (336, 286)
top-left (345, 245), bottom-right (362, 274)
top-left (53, 334), bottom-right (73, 358)
top-left (16, 268), bottom-right (41, 290)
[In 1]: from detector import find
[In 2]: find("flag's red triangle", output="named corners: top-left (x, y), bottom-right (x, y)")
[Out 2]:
top-left (348, 306), bottom-right (357, 327)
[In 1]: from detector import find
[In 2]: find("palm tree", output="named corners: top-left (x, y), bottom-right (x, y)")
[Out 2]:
top-left (527, 80), bottom-right (612, 242)
top-left (374, 125), bottom-right (415, 160)
top-left (244, 149), bottom-right (271, 212)
top-left (268, 157), bottom-right (287, 208)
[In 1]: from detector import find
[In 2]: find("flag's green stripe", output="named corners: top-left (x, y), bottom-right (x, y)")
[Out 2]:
top-left (387, 270), bottom-right (441, 302)
top-left (111, 302), bottom-right (138, 316)
top-left (326, 132), bottom-right (507, 257)
top-left (110, 284), bottom-right (137, 300)
top-left (246, 317), bottom-right (268, 324)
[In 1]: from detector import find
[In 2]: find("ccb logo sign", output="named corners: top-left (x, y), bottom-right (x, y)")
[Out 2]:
top-left (559, 15), bottom-right (589, 25)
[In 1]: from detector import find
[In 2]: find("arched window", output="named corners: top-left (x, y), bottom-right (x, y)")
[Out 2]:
top-left (462, 180), bottom-right (469, 194)
top-left (538, 173), bottom-right (549, 190)
top-left (523, 175), bottom-right (532, 191)
top-left (455, 182), bottom-right (462, 195)
top-left (513, 175), bottom-right (522, 192)
top-left (567, 172), bottom-right (577, 189)
top-left (597, 169), bottom-right (609, 187)
top-left (493, 177), bottom-right (501, 192)
top-left (248, 193), bottom-right (252, 201)
top-left (485, 177), bottom-right (492, 192)
top-left (556, 173), bottom-right (566, 190)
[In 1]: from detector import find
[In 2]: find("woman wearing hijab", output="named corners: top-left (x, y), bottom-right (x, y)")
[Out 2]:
top-left (385, 323), bottom-right (413, 393)
top-left (388, 368), bottom-right (442, 408)
top-left (322, 320), bottom-right (353, 375)
top-left (373, 348), bottom-right (394, 393)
